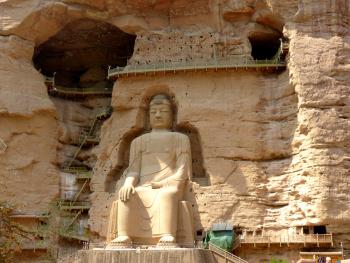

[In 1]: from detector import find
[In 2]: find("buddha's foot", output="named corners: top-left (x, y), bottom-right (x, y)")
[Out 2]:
top-left (157, 235), bottom-right (178, 248)
top-left (106, 236), bottom-right (132, 249)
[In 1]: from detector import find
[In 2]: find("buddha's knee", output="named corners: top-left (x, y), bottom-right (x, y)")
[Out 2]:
top-left (159, 187), bottom-right (178, 201)
top-left (118, 198), bottom-right (135, 211)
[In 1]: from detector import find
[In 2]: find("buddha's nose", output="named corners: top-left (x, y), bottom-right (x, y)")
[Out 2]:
top-left (155, 111), bottom-right (161, 118)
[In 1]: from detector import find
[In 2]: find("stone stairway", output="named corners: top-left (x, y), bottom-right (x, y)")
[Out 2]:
top-left (208, 243), bottom-right (249, 263)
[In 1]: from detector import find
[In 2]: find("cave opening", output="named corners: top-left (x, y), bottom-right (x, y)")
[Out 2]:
top-left (248, 32), bottom-right (282, 60)
top-left (33, 18), bottom-right (136, 89)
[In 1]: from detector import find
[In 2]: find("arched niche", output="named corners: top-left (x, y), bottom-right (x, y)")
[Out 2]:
top-left (176, 122), bottom-right (209, 186)
top-left (33, 18), bottom-right (136, 89)
top-left (248, 31), bottom-right (281, 60)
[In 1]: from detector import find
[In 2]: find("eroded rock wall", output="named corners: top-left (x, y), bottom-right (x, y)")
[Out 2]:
top-left (89, 70), bottom-right (296, 236)
top-left (1, 0), bottom-right (350, 262)
top-left (0, 35), bottom-right (58, 213)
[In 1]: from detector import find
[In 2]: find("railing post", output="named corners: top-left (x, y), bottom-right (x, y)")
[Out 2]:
top-left (53, 72), bottom-right (56, 86)
top-left (331, 233), bottom-right (333, 247)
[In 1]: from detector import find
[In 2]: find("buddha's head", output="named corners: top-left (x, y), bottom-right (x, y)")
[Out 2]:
top-left (149, 94), bottom-right (173, 130)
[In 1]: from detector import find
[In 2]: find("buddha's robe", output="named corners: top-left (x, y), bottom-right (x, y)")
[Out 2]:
top-left (107, 131), bottom-right (192, 242)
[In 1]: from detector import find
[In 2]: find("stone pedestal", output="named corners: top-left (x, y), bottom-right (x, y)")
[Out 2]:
top-left (75, 248), bottom-right (215, 263)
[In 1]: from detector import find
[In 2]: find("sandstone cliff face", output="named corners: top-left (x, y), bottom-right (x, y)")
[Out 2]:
top-left (1, 0), bottom-right (350, 261)
top-left (0, 35), bottom-right (58, 213)
top-left (89, 70), bottom-right (295, 233)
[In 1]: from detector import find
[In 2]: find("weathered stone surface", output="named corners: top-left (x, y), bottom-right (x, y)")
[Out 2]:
top-left (1, 0), bottom-right (350, 262)
top-left (0, 35), bottom-right (59, 213)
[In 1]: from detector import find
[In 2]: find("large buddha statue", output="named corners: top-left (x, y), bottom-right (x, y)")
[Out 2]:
top-left (106, 94), bottom-right (194, 248)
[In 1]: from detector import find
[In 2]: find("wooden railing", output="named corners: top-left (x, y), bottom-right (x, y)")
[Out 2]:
top-left (108, 57), bottom-right (286, 79)
top-left (59, 201), bottom-right (91, 211)
top-left (50, 85), bottom-right (113, 96)
top-left (19, 239), bottom-right (48, 250)
top-left (44, 73), bottom-right (113, 97)
top-left (209, 243), bottom-right (249, 263)
top-left (240, 233), bottom-right (333, 247)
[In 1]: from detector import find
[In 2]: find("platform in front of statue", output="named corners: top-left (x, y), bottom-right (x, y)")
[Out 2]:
top-left (75, 247), bottom-right (215, 263)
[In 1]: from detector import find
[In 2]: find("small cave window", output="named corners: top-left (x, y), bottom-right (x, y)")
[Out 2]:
top-left (255, 229), bottom-right (262, 236)
top-left (303, 226), bottom-right (310, 235)
top-left (313, 225), bottom-right (327, 234)
top-left (196, 230), bottom-right (203, 237)
top-left (248, 32), bottom-right (282, 60)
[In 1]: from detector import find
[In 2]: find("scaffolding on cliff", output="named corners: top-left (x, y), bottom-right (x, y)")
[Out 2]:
top-left (9, 213), bottom-right (50, 251)
top-left (108, 57), bottom-right (286, 79)
top-left (44, 74), bottom-right (113, 98)
top-left (107, 40), bottom-right (289, 80)
top-left (57, 106), bottom-right (111, 241)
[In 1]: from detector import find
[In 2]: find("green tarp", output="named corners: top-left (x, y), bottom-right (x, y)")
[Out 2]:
top-left (204, 230), bottom-right (234, 252)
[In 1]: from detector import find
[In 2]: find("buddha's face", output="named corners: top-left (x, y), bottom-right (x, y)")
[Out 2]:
top-left (149, 102), bottom-right (173, 130)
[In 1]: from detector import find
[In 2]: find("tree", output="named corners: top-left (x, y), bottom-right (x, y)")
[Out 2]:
top-left (0, 201), bottom-right (33, 263)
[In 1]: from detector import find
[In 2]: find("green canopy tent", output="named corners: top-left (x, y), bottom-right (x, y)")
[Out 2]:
top-left (204, 222), bottom-right (235, 252)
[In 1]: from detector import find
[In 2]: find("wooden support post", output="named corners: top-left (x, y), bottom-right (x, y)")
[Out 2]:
top-left (331, 233), bottom-right (333, 247)
top-left (71, 180), bottom-right (89, 206)
top-left (68, 210), bottom-right (82, 228)
top-left (280, 235), bottom-right (282, 247)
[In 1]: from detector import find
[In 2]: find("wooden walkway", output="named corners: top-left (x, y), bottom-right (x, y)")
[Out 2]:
top-left (44, 76), bottom-right (112, 98)
top-left (240, 233), bottom-right (333, 247)
top-left (108, 58), bottom-right (287, 79)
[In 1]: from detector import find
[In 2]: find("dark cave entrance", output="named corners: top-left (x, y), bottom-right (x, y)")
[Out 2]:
top-left (248, 33), bottom-right (282, 60)
top-left (33, 18), bottom-right (136, 89)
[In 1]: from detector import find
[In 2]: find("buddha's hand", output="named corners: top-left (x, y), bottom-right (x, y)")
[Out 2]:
top-left (151, 182), bottom-right (163, 189)
top-left (119, 185), bottom-right (135, 202)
